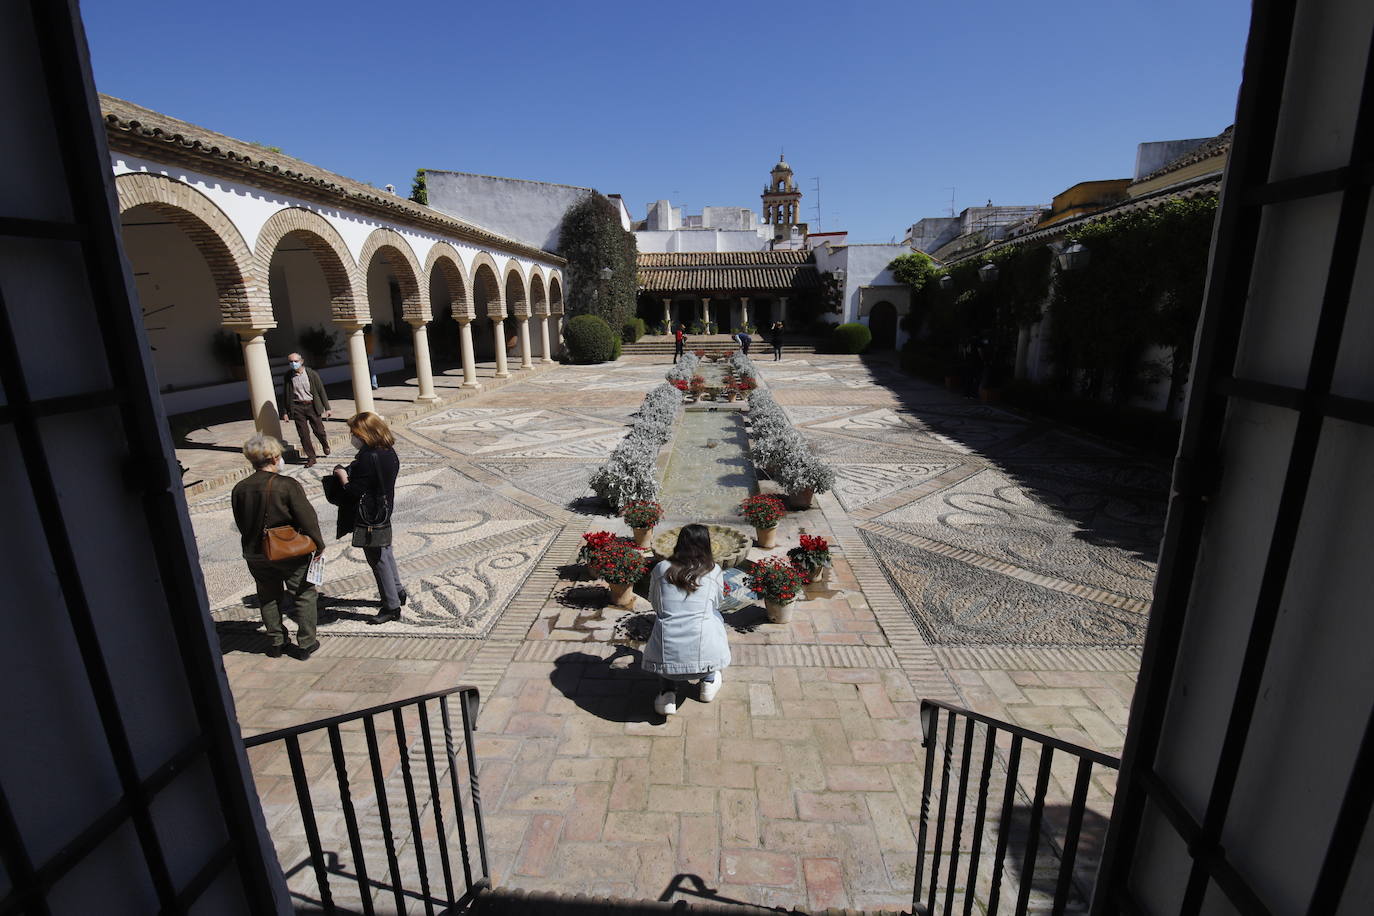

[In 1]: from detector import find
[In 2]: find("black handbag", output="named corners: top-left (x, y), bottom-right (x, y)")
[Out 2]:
top-left (351, 452), bottom-right (393, 548)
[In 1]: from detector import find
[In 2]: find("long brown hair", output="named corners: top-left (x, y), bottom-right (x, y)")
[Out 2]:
top-left (665, 524), bottom-right (715, 593)
top-left (348, 411), bottom-right (395, 449)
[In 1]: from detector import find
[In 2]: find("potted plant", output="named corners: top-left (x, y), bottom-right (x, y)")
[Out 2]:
top-left (671, 378), bottom-right (689, 399)
top-left (745, 557), bottom-right (808, 623)
top-left (622, 500), bottom-right (663, 548)
top-left (776, 452), bottom-right (837, 510)
top-left (788, 534), bottom-right (833, 586)
top-left (688, 374), bottom-right (706, 401)
top-left (739, 494), bottom-right (786, 549)
top-left (211, 329), bottom-right (246, 380)
top-left (577, 530), bottom-right (622, 567)
top-left (694, 349), bottom-right (706, 359)
top-left (587, 536), bottom-right (648, 608)
top-left (298, 324), bottom-right (340, 367)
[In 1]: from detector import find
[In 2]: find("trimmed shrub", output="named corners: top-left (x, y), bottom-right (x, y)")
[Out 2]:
top-left (565, 314), bottom-right (618, 363)
top-left (622, 317), bottom-right (647, 343)
top-left (832, 323), bottom-right (872, 354)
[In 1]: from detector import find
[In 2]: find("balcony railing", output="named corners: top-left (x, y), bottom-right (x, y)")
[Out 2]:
top-left (244, 686), bottom-right (488, 914)
top-left (913, 700), bottom-right (1121, 916)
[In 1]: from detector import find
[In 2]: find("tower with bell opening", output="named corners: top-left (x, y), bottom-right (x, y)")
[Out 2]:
top-left (761, 154), bottom-right (807, 241)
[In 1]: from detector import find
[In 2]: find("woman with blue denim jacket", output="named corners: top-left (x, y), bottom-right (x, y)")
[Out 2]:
top-left (641, 524), bottom-right (732, 716)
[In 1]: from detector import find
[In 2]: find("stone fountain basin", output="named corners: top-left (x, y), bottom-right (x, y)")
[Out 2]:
top-left (652, 524), bottom-right (750, 570)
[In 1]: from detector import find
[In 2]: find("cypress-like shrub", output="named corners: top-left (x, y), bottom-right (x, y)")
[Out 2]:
top-left (565, 314), bottom-right (618, 363)
top-left (832, 323), bottom-right (872, 354)
top-left (622, 318), bottom-right (647, 343)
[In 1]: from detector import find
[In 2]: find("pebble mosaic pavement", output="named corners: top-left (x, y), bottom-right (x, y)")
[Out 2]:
top-left (198, 354), bottom-right (1163, 911)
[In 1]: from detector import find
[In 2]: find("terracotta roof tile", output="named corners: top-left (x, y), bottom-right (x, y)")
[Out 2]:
top-left (638, 251), bottom-right (813, 267)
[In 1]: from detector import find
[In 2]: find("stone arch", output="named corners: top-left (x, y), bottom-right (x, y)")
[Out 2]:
top-left (504, 262), bottom-right (529, 318)
top-left (252, 207), bottom-right (361, 324)
top-left (358, 227), bottom-right (427, 324)
top-left (423, 242), bottom-right (473, 320)
top-left (469, 251), bottom-right (505, 320)
top-left (548, 274), bottom-right (564, 316)
top-left (529, 268), bottom-right (548, 317)
top-left (115, 173), bottom-right (264, 326)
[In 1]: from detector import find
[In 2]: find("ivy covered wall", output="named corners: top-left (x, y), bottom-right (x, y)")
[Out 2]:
top-left (558, 191), bottom-right (639, 332)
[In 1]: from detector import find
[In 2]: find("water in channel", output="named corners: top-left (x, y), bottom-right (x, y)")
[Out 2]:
top-left (658, 406), bottom-right (757, 524)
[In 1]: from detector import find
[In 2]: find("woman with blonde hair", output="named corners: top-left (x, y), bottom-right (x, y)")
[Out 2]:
top-left (231, 435), bottom-right (326, 658)
top-left (332, 412), bottom-right (406, 624)
top-left (641, 524), bottom-right (731, 716)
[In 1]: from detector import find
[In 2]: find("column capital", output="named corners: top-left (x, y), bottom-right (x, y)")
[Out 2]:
top-left (407, 317), bottom-right (429, 329)
top-left (457, 315), bottom-right (473, 326)
top-left (232, 324), bottom-right (275, 340)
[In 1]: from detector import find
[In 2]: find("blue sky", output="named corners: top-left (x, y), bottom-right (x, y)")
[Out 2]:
top-left (83, 0), bottom-right (1252, 243)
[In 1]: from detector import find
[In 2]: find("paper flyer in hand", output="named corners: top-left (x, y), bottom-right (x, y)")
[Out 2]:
top-left (306, 553), bottom-right (325, 586)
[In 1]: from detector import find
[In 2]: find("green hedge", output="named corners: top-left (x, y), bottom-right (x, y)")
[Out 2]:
top-left (622, 317), bottom-right (646, 343)
top-left (832, 323), bottom-right (872, 354)
top-left (565, 315), bottom-right (619, 363)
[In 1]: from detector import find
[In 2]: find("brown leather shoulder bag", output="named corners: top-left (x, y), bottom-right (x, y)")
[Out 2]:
top-left (259, 474), bottom-right (316, 562)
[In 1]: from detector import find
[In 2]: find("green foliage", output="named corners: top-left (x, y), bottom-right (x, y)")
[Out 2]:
top-left (622, 317), bottom-right (647, 343)
top-left (889, 252), bottom-right (937, 293)
top-left (558, 192), bottom-right (639, 331)
top-left (565, 314), bottom-right (618, 363)
top-left (1049, 196), bottom-right (1217, 402)
top-left (409, 168), bottom-right (428, 205)
top-left (297, 325), bottom-right (339, 366)
top-left (375, 321), bottom-right (409, 347)
top-left (832, 323), bottom-right (872, 354)
top-left (211, 330), bottom-right (243, 366)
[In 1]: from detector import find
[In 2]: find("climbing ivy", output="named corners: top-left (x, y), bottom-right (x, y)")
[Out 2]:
top-left (1049, 196), bottom-right (1217, 402)
top-left (409, 168), bottom-right (428, 205)
top-left (557, 192), bottom-right (639, 331)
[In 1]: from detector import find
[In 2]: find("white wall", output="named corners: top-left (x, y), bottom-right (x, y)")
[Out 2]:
top-left (633, 228), bottom-right (771, 253)
top-left (266, 250), bottom-right (335, 361)
top-left (425, 170), bottom-right (588, 252)
top-left (817, 243), bottom-right (912, 324)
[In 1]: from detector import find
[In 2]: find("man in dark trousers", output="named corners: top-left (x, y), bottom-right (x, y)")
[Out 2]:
top-left (280, 351), bottom-right (331, 467)
top-left (674, 324), bottom-right (686, 361)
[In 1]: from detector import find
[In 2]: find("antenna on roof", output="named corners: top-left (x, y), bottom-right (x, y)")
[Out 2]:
top-left (811, 177), bottom-right (822, 232)
top-left (945, 187), bottom-right (956, 217)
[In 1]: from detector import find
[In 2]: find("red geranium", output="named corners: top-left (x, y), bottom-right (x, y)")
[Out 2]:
top-left (788, 534), bottom-right (832, 572)
top-left (671, 378), bottom-right (689, 391)
top-left (578, 530), bottom-right (631, 565)
top-left (587, 538), bottom-right (647, 586)
top-left (745, 557), bottom-right (808, 602)
top-left (739, 494), bottom-right (787, 529)
top-left (621, 500), bottom-right (664, 529)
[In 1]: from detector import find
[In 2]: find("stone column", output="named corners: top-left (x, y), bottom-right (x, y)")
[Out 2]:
top-left (740, 296), bottom-right (750, 329)
top-left (553, 315), bottom-right (565, 358)
top-left (778, 296), bottom-right (789, 326)
top-left (410, 320), bottom-right (439, 403)
top-left (493, 317), bottom-right (510, 378)
top-left (700, 296), bottom-right (710, 329)
top-left (342, 324), bottom-right (376, 415)
top-left (516, 316), bottom-right (534, 369)
top-left (458, 317), bottom-right (481, 388)
top-left (538, 315), bottom-right (553, 363)
top-left (663, 298), bottom-right (672, 329)
top-left (238, 328), bottom-right (283, 441)
top-left (1015, 325), bottom-right (1031, 380)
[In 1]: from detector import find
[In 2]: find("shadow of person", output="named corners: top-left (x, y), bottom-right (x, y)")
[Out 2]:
top-left (549, 651), bottom-right (659, 724)
top-left (317, 594), bottom-right (384, 624)
top-left (722, 604), bottom-right (767, 633)
top-left (214, 620), bottom-right (277, 656)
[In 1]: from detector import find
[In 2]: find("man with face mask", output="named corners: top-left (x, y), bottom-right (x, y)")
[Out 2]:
top-left (280, 352), bottom-right (331, 468)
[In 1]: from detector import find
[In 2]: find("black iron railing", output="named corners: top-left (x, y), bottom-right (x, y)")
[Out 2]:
top-left (914, 700), bottom-right (1121, 916)
top-left (244, 686), bottom-right (488, 914)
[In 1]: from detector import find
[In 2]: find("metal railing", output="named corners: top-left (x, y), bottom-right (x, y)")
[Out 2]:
top-left (244, 686), bottom-right (489, 914)
top-left (914, 700), bottom-right (1121, 916)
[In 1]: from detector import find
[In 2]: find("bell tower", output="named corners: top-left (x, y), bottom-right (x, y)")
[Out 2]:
top-left (761, 154), bottom-right (805, 240)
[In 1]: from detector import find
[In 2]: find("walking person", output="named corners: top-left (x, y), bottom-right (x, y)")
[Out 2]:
top-left (641, 524), bottom-right (731, 716)
top-left (333, 412), bottom-right (407, 624)
top-left (231, 435), bottom-right (326, 659)
top-left (280, 352), bottom-right (331, 467)
top-left (674, 323), bottom-right (686, 361)
top-left (769, 321), bottom-right (785, 361)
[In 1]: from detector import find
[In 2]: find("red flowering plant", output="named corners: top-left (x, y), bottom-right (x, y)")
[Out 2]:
top-left (693, 349), bottom-right (707, 358)
top-left (744, 557), bottom-right (808, 602)
top-left (688, 375), bottom-right (707, 395)
top-left (671, 378), bottom-right (689, 392)
top-left (787, 534), bottom-right (832, 574)
top-left (739, 494), bottom-right (787, 529)
top-left (621, 500), bottom-right (663, 529)
top-left (735, 375), bottom-right (757, 392)
top-left (587, 537), bottom-right (648, 586)
top-left (577, 530), bottom-right (630, 565)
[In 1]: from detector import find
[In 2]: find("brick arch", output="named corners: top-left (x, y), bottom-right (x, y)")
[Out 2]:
top-left (548, 274), bottom-right (564, 316)
top-left (504, 262), bottom-right (530, 318)
top-left (423, 242), bottom-right (473, 320)
top-left (253, 207), bottom-right (361, 324)
top-left (528, 268), bottom-right (548, 317)
top-left (358, 227), bottom-right (428, 323)
top-left (115, 173), bottom-right (264, 326)
top-left (469, 251), bottom-right (505, 320)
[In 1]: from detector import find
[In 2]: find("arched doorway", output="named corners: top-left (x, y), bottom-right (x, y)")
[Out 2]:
top-left (254, 209), bottom-right (359, 372)
top-left (425, 248), bottom-right (469, 366)
top-left (869, 301), bottom-right (898, 351)
top-left (360, 229), bottom-right (423, 373)
top-left (470, 258), bottom-right (503, 361)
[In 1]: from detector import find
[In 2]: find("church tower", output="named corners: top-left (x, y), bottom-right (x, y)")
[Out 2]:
top-left (761, 154), bottom-right (806, 240)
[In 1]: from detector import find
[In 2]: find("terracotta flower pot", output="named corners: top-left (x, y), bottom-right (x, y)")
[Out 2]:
top-left (607, 581), bottom-right (637, 608)
top-left (807, 564), bottom-right (830, 586)
top-left (788, 488), bottom-right (815, 510)
top-left (632, 526), bottom-right (654, 548)
top-left (754, 526), bottom-right (778, 549)
top-left (764, 598), bottom-right (796, 624)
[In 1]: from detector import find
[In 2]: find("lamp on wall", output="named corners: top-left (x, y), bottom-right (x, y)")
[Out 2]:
top-left (600, 267), bottom-right (614, 281)
top-left (978, 262), bottom-right (999, 283)
top-left (1057, 241), bottom-right (1091, 271)
top-left (939, 274), bottom-right (954, 290)
top-left (833, 268), bottom-right (846, 282)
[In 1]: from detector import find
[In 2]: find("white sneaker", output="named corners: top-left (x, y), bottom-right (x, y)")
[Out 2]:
top-left (699, 671), bottom-right (723, 703)
top-left (654, 691), bottom-right (677, 716)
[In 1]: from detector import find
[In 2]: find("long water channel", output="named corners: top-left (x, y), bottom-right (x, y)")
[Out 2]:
top-left (657, 365), bottom-right (758, 524)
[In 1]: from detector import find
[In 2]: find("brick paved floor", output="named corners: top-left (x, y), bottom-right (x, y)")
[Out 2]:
top-left (207, 354), bottom-right (1154, 912)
